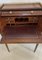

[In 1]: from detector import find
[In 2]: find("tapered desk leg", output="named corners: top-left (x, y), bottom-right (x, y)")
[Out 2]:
top-left (5, 44), bottom-right (10, 52)
top-left (34, 44), bottom-right (39, 52)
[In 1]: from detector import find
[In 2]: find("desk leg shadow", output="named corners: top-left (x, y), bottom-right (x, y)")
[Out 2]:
top-left (5, 44), bottom-right (10, 52)
top-left (34, 44), bottom-right (39, 52)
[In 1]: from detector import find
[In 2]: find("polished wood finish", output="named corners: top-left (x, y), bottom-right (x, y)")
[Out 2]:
top-left (0, 3), bottom-right (42, 43)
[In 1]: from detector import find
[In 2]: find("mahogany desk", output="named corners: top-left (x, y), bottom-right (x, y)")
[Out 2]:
top-left (0, 3), bottom-right (42, 52)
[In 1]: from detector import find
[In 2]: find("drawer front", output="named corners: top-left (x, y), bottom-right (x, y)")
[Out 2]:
top-left (1, 11), bottom-right (42, 16)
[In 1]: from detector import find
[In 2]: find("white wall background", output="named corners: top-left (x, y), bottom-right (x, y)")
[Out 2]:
top-left (0, 0), bottom-right (42, 51)
top-left (0, 0), bottom-right (42, 4)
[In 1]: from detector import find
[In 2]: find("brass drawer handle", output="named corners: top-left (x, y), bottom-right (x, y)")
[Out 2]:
top-left (31, 11), bottom-right (34, 14)
top-left (9, 11), bottom-right (12, 14)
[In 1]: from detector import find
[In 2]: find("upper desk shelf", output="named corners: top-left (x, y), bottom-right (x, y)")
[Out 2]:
top-left (0, 3), bottom-right (42, 16)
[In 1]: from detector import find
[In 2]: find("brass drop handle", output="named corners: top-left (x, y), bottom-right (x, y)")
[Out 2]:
top-left (31, 11), bottom-right (34, 14)
top-left (9, 11), bottom-right (12, 14)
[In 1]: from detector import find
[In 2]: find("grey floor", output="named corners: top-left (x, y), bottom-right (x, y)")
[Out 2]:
top-left (0, 44), bottom-right (42, 60)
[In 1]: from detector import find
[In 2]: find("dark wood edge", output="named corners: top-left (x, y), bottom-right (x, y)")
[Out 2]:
top-left (0, 42), bottom-right (42, 44)
top-left (0, 15), bottom-right (42, 17)
top-left (0, 8), bottom-right (42, 11)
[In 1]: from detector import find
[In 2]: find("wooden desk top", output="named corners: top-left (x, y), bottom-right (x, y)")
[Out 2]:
top-left (0, 3), bottom-right (42, 11)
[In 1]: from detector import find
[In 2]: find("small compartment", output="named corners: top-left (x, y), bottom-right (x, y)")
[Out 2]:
top-left (6, 24), bottom-right (10, 26)
top-left (11, 24), bottom-right (15, 26)
top-left (15, 17), bottom-right (29, 22)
